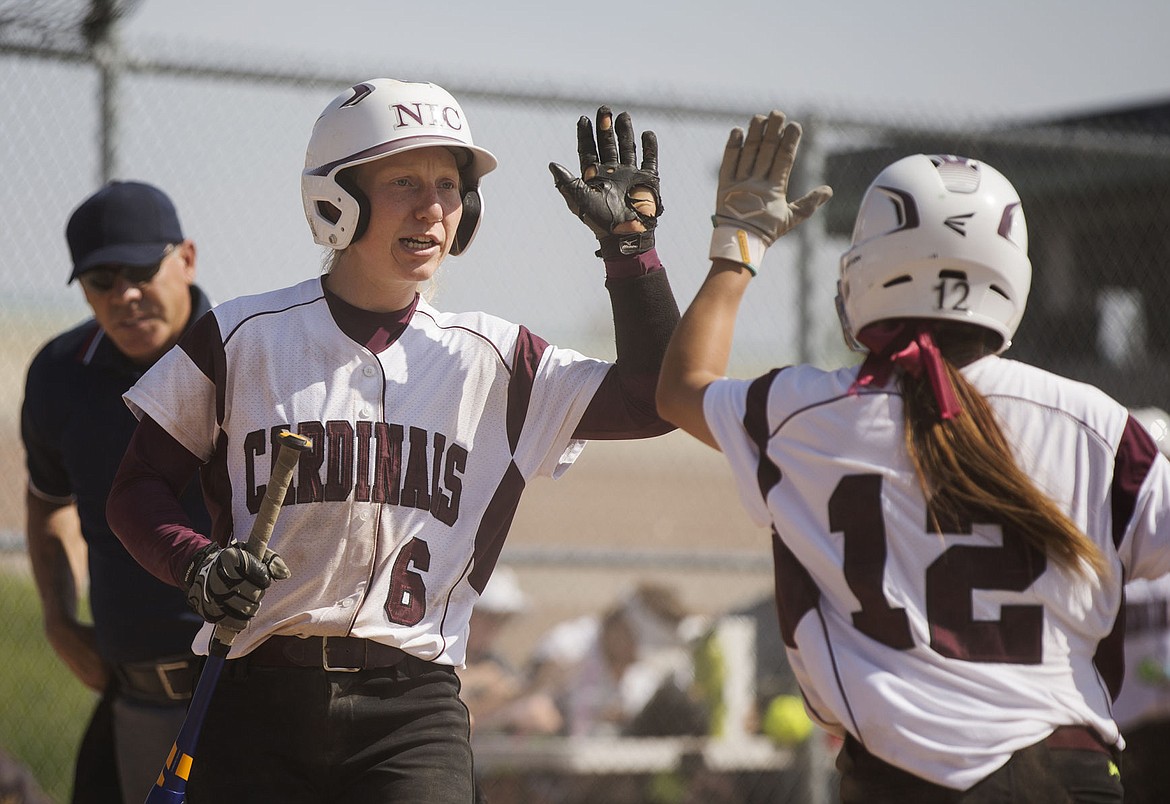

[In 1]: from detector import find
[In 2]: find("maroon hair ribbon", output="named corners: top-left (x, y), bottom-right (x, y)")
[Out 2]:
top-left (849, 321), bottom-right (963, 420)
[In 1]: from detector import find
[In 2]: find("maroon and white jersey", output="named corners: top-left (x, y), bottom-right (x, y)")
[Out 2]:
top-left (703, 354), bottom-right (1170, 790)
top-left (124, 277), bottom-right (610, 666)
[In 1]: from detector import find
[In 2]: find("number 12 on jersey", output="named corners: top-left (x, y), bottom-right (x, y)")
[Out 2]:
top-left (827, 473), bottom-right (1045, 664)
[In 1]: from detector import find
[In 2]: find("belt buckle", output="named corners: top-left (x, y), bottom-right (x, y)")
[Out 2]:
top-left (322, 637), bottom-right (363, 672)
top-left (155, 660), bottom-right (192, 701)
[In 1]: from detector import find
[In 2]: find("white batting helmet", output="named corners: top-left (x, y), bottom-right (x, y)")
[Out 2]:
top-left (301, 78), bottom-right (498, 254)
top-left (837, 154), bottom-right (1031, 352)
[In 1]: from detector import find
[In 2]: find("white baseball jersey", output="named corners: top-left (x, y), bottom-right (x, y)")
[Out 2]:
top-left (124, 277), bottom-right (610, 666)
top-left (703, 354), bottom-right (1170, 790)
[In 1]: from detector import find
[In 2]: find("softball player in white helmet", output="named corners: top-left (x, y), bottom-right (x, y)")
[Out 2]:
top-left (658, 110), bottom-right (1170, 802)
top-left (108, 78), bottom-right (679, 802)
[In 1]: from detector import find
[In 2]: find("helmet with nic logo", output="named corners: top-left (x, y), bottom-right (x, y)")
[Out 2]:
top-left (301, 78), bottom-right (498, 255)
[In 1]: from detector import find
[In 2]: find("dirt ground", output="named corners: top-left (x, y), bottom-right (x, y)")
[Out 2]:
top-left (484, 432), bottom-right (776, 663)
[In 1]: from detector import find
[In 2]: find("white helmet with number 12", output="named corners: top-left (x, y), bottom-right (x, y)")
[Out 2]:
top-left (301, 78), bottom-right (499, 255)
top-left (837, 154), bottom-right (1031, 353)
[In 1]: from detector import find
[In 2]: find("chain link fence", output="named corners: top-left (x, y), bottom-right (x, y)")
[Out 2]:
top-left (2, 2), bottom-right (1169, 802)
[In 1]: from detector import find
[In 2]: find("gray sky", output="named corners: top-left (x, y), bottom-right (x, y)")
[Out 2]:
top-left (124, 0), bottom-right (1170, 120)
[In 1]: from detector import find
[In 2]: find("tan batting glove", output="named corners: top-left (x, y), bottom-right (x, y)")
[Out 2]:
top-left (709, 110), bottom-right (833, 275)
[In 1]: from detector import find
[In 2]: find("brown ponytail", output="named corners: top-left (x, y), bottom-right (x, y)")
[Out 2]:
top-left (899, 325), bottom-right (1106, 577)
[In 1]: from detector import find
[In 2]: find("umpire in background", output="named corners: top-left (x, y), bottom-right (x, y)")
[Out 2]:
top-left (21, 181), bottom-right (213, 804)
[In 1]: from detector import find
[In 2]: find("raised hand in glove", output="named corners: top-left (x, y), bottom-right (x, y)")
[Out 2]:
top-left (550, 106), bottom-right (663, 259)
top-left (183, 542), bottom-right (291, 634)
top-left (710, 110), bottom-right (833, 275)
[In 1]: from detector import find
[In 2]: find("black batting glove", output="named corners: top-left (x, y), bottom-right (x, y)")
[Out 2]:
top-left (183, 542), bottom-right (291, 634)
top-left (549, 106), bottom-right (663, 259)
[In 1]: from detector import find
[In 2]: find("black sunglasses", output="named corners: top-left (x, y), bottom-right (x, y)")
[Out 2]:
top-left (79, 245), bottom-right (176, 293)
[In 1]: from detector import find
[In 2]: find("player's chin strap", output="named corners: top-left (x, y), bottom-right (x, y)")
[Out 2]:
top-left (849, 321), bottom-right (963, 421)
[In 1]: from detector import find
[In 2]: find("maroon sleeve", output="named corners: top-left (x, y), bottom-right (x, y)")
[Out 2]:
top-left (574, 249), bottom-right (680, 440)
top-left (107, 416), bottom-right (212, 588)
top-left (1111, 413), bottom-right (1162, 548)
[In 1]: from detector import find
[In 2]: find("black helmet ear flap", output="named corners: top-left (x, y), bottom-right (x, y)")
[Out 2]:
top-left (451, 185), bottom-right (483, 256)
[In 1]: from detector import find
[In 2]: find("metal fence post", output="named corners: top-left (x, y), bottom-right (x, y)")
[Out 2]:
top-left (86, 1), bottom-right (124, 184)
top-left (794, 113), bottom-right (828, 365)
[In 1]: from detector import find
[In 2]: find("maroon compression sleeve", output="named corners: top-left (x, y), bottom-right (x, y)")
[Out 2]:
top-left (576, 250), bottom-right (680, 439)
top-left (107, 416), bottom-right (213, 588)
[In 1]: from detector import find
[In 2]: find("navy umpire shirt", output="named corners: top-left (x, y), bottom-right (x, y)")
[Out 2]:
top-left (21, 286), bottom-right (213, 665)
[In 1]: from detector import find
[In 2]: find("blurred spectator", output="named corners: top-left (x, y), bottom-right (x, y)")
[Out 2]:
top-left (529, 582), bottom-right (707, 737)
top-left (0, 746), bottom-right (53, 804)
top-left (684, 596), bottom-right (839, 804)
top-left (459, 566), bottom-right (562, 737)
top-left (1116, 407), bottom-right (1170, 804)
top-left (721, 596), bottom-right (802, 735)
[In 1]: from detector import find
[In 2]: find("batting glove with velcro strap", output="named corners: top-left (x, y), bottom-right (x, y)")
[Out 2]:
top-left (182, 542), bottom-right (291, 634)
top-left (550, 105), bottom-right (663, 259)
top-left (709, 110), bottom-right (832, 275)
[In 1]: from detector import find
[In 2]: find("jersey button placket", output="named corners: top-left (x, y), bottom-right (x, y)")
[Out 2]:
top-left (358, 364), bottom-right (379, 421)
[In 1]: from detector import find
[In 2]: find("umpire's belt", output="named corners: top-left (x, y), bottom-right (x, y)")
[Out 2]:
top-left (116, 655), bottom-right (198, 703)
top-left (243, 635), bottom-right (408, 672)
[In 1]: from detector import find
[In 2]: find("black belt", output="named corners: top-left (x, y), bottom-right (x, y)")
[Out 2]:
top-left (116, 655), bottom-right (199, 703)
top-left (241, 635), bottom-right (409, 672)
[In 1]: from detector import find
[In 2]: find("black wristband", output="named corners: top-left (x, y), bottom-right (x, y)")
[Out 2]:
top-left (595, 230), bottom-right (655, 260)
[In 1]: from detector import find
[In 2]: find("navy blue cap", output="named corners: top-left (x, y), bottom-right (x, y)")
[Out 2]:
top-left (66, 181), bottom-right (185, 283)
